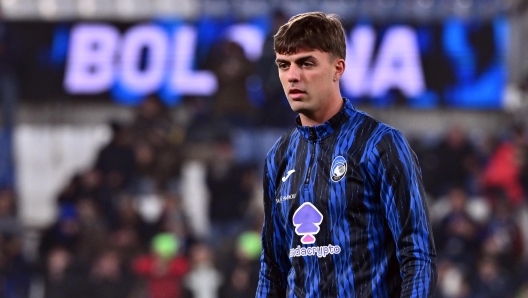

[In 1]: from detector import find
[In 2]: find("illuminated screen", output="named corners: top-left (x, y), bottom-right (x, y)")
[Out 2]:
top-left (9, 16), bottom-right (509, 109)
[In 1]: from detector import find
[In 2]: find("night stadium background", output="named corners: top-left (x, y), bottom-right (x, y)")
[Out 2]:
top-left (1, 0), bottom-right (528, 297)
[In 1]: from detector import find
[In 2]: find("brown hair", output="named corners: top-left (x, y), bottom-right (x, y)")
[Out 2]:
top-left (274, 12), bottom-right (346, 60)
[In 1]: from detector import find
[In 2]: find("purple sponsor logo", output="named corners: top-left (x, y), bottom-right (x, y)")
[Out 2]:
top-left (293, 202), bottom-right (323, 244)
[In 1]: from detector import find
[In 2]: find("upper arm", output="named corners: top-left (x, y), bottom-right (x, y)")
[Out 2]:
top-left (367, 129), bottom-right (437, 296)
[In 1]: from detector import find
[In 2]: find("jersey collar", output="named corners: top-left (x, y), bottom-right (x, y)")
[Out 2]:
top-left (296, 98), bottom-right (353, 141)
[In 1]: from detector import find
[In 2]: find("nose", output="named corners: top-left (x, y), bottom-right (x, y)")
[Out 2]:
top-left (287, 65), bottom-right (300, 83)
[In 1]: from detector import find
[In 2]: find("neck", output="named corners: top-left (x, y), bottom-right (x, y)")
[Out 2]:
top-left (300, 95), bottom-right (344, 127)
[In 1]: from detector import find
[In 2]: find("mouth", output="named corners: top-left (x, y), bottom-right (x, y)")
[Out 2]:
top-left (289, 89), bottom-right (305, 99)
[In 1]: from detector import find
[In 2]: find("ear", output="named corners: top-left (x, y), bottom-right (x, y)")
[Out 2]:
top-left (334, 58), bottom-right (346, 82)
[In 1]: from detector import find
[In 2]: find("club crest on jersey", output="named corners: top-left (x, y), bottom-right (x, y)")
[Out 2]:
top-left (331, 156), bottom-right (347, 182)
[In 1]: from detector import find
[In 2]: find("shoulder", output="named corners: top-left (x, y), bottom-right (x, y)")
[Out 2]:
top-left (265, 127), bottom-right (298, 162)
top-left (346, 108), bottom-right (403, 149)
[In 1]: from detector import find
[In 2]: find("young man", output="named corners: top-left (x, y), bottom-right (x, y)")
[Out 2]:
top-left (256, 12), bottom-right (437, 297)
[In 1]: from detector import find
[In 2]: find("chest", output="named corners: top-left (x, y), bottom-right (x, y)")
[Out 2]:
top-left (273, 139), bottom-right (373, 226)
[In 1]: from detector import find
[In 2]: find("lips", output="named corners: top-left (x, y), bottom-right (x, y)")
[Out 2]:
top-left (289, 88), bottom-right (304, 94)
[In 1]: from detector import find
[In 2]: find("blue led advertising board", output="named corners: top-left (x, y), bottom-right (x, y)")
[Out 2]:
top-left (8, 16), bottom-right (508, 109)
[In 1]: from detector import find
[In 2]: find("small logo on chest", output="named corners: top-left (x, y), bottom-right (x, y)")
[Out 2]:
top-left (331, 156), bottom-right (347, 182)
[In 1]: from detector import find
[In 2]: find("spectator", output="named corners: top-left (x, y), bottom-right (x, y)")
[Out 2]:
top-left (0, 234), bottom-right (30, 298)
top-left (184, 242), bottom-right (223, 298)
top-left (433, 259), bottom-right (472, 298)
top-left (0, 187), bottom-right (22, 237)
top-left (132, 233), bottom-right (190, 298)
top-left (481, 124), bottom-right (527, 207)
top-left (108, 226), bottom-right (142, 266)
top-left (56, 174), bottom-right (82, 207)
top-left (75, 197), bottom-right (110, 261)
top-left (434, 187), bottom-right (481, 270)
top-left (480, 196), bottom-right (524, 270)
top-left (129, 96), bottom-right (174, 146)
top-left (160, 190), bottom-right (194, 256)
top-left (205, 135), bottom-right (256, 246)
top-left (206, 40), bottom-right (257, 127)
top-left (41, 246), bottom-right (84, 298)
top-left (94, 121), bottom-right (135, 192)
top-left (219, 231), bottom-right (261, 298)
top-left (129, 97), bottom-right (184, 192)
top-left (430, 125), bottom-right (479, 197)
top-left (471, 256), bottom-right (514, 298)
top-left (86, 249), bottom-right (135, 298)
top-left (38, 204), bottom-right (81, 259)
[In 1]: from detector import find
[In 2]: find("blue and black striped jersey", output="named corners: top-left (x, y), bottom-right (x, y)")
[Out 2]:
top-left (257, 98), bottom-right (437, 298)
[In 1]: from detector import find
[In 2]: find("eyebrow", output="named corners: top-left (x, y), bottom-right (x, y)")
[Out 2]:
top-left (275, 55), bottom-right (316, 65)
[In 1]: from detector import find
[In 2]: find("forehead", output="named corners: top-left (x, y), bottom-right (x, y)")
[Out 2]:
top-left (275, 48), bottom-right (331, 61)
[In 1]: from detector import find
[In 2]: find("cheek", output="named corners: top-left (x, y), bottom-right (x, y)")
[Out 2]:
top-left (311, 73), bottom-right (332, 92)
top-left (278, 72), bottom-right (289, 87)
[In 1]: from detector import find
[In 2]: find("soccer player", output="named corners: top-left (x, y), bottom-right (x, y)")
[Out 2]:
top-left (256, 12), bottom-right (437, 297)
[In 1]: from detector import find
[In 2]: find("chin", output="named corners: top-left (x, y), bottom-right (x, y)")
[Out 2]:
top-left (288, 101), bottom-right (306, 113)
top-left (290, 104), bottom-right (311, 116)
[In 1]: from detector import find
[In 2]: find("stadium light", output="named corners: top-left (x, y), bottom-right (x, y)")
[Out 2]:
top-left (417, 0), bottom-right (434, 9)
top-left (77, 0), bottom-right (97, 18)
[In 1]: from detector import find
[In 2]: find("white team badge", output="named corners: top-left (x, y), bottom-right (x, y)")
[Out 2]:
top-left (331, 156), bottom-right (347, 182)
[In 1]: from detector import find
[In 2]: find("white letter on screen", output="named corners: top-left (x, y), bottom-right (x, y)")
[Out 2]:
top-left (169, 25), bottom-right (217, 96)
top-left (64, 23), bottom-right (119, 94)
top-left (369, 26), bottom-right (425, 97)
top-left (224, 24), bottom-right (265, 61)
top-left (341, 26), bottom-right (376, 97)
top-left (118, 24), bottom-right (168, 95)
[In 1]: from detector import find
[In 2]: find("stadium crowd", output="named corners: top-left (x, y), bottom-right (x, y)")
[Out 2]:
top-left (2, 24), bottom-right (528, 298)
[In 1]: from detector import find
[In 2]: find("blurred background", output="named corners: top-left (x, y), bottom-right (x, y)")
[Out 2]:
top-left (0, 0), bottom-right (528, 297)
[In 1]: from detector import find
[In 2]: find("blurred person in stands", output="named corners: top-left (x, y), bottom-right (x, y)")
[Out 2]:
top-left (206, 40), bottom-right (256, 128)
top-left (480, 195), bottom-right (524, 272)
top-left (481, 123), bottom-right (527, 207)
top-left (129, 97), bottom-right (184, 192)
top-left (114, 195), bottom-right (162, 249)
top-left (0, 234), bottom-right (30, 298)
top-left (56, 174), bottom-right (82, 207)
top-left (108, 226), bottom-right (142, 266)
top-left (0, 187), bottom-right (22, 238)
top-left (41, 246), bottom-right (81, 298)
top-left (130, 96), bottom-right (174, 145)
top-left (86, 249), bottom-right (135, 298)
top-left (470, 256), bottom-right (514, 298)
top-left (433, 187), bottom-right (481, 271)
top-left (38, 204), bottom-right (81, 260)
top-left (434, 259), bottom-right (472, 298)
top-left (0, 188), bottom-right (27, 297)
top-left (205, 135), bottom-right (256, 247)
top-left (184, 242), bottom-right (223, 298)
top-left (220, 231), bottom-right (260, 298)
top-left (429, 125), bottom-right (479, 198)
top-left (257, 12), bottom-right (436, 297)
top-left (160, 190), bottom-right (194, 256)
top-left (132, 233), bottom-right (189, 298)
top-left (77, 168), bottom-right (114, 222)
top-left (75, 197), bottom-right (110, 261)
top-left (95, 121), bottom-right (135, 192)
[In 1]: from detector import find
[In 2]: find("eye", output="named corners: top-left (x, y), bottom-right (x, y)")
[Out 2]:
top-left (302, 61), bottom-right (314, 68)
top-left (277, 63), bottom-right (289, 70)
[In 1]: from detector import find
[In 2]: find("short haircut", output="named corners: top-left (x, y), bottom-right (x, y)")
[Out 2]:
top-left (274, 12), bottom-right (346, 60)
